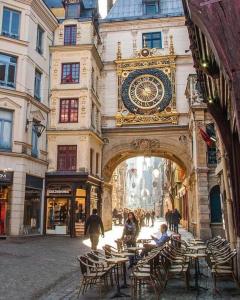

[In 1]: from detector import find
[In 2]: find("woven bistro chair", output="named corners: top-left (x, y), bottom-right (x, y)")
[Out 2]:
top-left (77, 255), bottom-right (109, 297)
top-left (131, 252), bottom-right (162, 299)
top-left (210, 250), bottom-right (239, 293)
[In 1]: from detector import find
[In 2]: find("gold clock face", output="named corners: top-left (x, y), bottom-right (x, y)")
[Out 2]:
top-left (128, 74), bottom-right (164, 109)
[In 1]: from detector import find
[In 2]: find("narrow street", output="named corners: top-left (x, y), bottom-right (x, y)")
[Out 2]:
top-left (0, 220), bottom-right (239, 299)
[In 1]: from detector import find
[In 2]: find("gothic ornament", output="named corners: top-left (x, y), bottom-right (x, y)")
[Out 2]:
top-left (131, 139), bottom-right (161, 151)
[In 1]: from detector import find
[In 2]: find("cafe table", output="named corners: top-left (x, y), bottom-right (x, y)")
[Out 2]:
top-left (105, 257), bottom-right (130, 298)
top-left (184, 253), bottom-right (207, 293)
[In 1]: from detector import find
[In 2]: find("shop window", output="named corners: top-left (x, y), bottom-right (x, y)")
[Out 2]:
top-left (59, 99), bottom-right (78, 123)
top-left (34, 69), bottom-right (42, 101)
top-left (90, 148), bottom-right (94, 174)
top-left (61, 63), bottom-right (79, 84)
top-left (0, 109), bottom-right (13, 151)
top-left (0, 53), bottom-right (17, 88)
top-left (57, 145), bottom-right (77, 171)
top-left (142, 32), bottom-right (162, 49)
top-left (210, 185), bottom-right (222, 223)
top-left (36, 25), bottom-right (44, 55)
top-left (2, 7), bottom-right (20, 39)
top-left (31, 122), bottom-right (39, 158)
top-left (0, 186), bottom-right (9, 235)
top-left (64, 25), bottom-right (77, 45)
top-left (23, 188), bottom-right (41, 234)
top-left (47, 199), bottom-right (69, 235)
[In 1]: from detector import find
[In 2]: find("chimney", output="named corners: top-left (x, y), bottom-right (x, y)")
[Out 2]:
top-left (107, 0), bottom-right (113, 12)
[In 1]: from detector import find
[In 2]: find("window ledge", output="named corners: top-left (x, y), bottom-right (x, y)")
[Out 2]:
top-left (0, 35), bottom-right (28, 46)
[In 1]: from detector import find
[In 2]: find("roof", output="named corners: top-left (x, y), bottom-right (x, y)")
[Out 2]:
top-left (106, 0), bottom-right (184, 20)
top-left (44, 0), bottom-right (63, 8)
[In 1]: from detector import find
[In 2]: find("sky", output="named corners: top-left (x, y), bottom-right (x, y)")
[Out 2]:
top-left (99, 0), bottom-right (108, 18)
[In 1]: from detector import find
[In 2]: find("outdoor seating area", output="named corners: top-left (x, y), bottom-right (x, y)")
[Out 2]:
top-left (76, 235), bottom-right (240, 299)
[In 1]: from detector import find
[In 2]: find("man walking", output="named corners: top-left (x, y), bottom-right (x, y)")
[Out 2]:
top-left (85, 209), bottom-right (104, 250)
top-left (172, 208), bottom-right (181, 233)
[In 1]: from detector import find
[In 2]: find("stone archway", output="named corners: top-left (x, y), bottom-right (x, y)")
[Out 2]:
top-left (101, 125), bottom-right (191, 230)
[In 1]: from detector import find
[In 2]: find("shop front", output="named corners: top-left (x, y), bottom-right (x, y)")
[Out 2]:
top-left (23, 175), bottom-right (44, 235)
top-left (0, 171), bottom-right (13, 237)
top-left (45, 173), bottom-right (102, 237)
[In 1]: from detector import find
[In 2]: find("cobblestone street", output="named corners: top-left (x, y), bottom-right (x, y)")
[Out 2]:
top-left (0, 220), bottom-right (239, 300)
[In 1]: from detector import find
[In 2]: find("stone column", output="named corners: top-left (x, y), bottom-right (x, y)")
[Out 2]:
top-left (195, 168), bottom-right (211, 239)
top-left (193, 111), bottom-right (211, 240)
top-left (10, 171), bottom-right (26, 235)
top-left (102, 182), bottom-right (113, 231)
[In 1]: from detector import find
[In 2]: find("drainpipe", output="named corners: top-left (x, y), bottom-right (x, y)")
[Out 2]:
top-left (219, 140), bottom-right (236, 248)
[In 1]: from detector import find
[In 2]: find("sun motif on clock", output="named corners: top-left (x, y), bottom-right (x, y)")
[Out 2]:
top-left (122, 69), bottom-right (172, 115)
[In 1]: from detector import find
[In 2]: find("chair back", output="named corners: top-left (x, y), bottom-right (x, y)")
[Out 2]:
top-left (77, 255), bottom-right (88, 276)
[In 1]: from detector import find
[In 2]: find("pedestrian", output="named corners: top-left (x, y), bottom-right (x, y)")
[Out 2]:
top-left (165, 209), bottom-right (171, 228)
top-left (84, 209), bottom-right (104, 250)
top-left (172, 208), bottom-right (181, 233)
top-left (145, 211), bottom-right (150, 226)
top-left (122, 211), bottom-right (139, 267)
top-left (150, 210), bottom-right (155, 227)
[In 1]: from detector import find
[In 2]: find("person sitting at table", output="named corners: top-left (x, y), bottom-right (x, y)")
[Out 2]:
top-left (141, 223), bottom-right (169, 256)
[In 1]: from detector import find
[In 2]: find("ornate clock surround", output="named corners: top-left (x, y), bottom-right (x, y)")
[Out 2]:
top-left (115, 38), bottom-right (179, 127)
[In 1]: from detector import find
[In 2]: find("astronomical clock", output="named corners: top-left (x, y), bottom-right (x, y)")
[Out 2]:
top-left (115, 36), bottom-right (179, 126)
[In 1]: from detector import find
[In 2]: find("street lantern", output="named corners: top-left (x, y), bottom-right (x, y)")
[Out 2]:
top-left (26, 120), bottom-right (46, 137)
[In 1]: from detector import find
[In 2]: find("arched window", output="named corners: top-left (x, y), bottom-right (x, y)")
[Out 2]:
top-left (210, 185), bottom-right (222, 223)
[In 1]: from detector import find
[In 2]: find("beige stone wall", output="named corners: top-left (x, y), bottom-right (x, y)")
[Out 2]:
top-left (0, 0), bottom-right (57, 235)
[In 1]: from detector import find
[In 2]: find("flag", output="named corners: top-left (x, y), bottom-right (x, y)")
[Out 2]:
top-left (199, 128), bottom-right (213, 146)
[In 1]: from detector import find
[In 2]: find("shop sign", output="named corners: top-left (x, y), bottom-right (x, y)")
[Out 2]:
top-left (0, 171), bottom-right (13, 183)
top-left (47, 189), bottom-right (72, 196)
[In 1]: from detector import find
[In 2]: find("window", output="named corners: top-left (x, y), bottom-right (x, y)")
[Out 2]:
top-left (36, 26), bottom-right (44, 54)
top-left (142, 32), bottom-right (162, 49)
top-left (64, 25), bottom-right (77, 45)
top-left (0, 53), bottom-right (17, 88)
top-left (61, 63), bottom-right (79, 84)
top-left (206, 124), bottom-right (217, 165)
top-left (34, 69), bottom-right (42, 101)
top-left (91, 68), bottom-right (95, 91)
top-left (59, 99), bottom-right (78, 123)
top-left (2, 8), bottom-right (20, 39)
top-left (31, 122), bottom-right (38, 158)
top-left (210, 185), bottom-right (222, 223)
top-left (0, 109), bottom-right (13, 150)
top-left (57, 145), bottom-right (77, 171)
top-left (91, 103), bottom-right (95, 128)
top-left (96, 153), bottom-right (99, 175)
top-left (146, 3), bottom-right (157, 15)
top-left (90, 148), bottom-right (94, 174)
top-left (66, 4), bottom-right (80, 19)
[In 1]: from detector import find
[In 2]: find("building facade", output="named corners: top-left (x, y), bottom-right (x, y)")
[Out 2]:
top-left (46, 0), bottom-right (103, 237)
top-left (0, 0), bottom-right (57, 236)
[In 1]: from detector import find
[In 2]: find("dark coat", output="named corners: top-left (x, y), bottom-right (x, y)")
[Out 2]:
top-left (85, 214), bottom-right (104, 235)
top-left (172, 210), bottom-right (181, 224)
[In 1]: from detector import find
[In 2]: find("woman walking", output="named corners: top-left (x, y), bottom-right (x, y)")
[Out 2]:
top-left (122, 212), bottom-right (139, 267)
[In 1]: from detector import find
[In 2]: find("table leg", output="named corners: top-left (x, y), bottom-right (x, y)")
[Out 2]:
top-left (121, 262), bottom-right (129, 289)
top-left (111, 264), bottom-right (130, 299)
